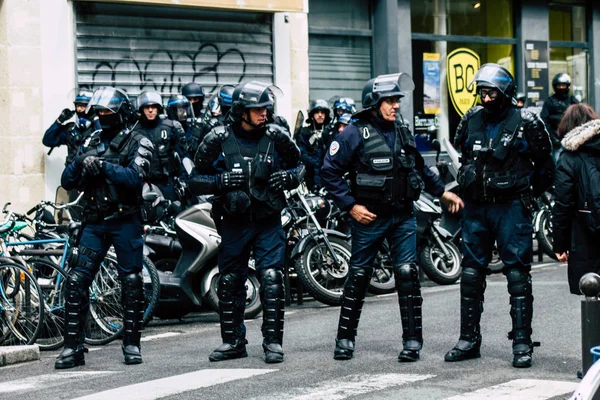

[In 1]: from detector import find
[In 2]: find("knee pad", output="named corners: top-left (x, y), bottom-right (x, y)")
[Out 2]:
top-left (219, 272), bottom-right (245, 301)
top-left (460, 267), bottom-right (486, 298)
top-left (506, 268), bottom-right (532, 297)
top-left (394, 263), bottom-right (420, 295)
top-left (258, 268), bottom-right (284, 299)
top-left (66, 270), bottom-right (92, 299)
top-left (346, 265), bottom-right (371, 290)
top-left (120, 272), bottom-right (144, 302)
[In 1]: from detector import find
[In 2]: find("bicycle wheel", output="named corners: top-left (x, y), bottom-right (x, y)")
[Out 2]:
top-left (141, 256), bottom-right (160, 326)
top-left (28, 258), bottom-right (68, 351)
top-left (85, 255), bottom-right (123, 345)
top-left (0, 262), bottom-right (44, 346)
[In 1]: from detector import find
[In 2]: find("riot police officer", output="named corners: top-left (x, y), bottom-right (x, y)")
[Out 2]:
top-left (189, 81), bottom-right (303, 364)
top-left (445, 64), bottom-right (554, 368)
top-left (182, 82), bottom-right (205, 122)
top-left (541, 73), bottom-right (579, 154)
top-left (134, 91), bottom-right (185, 200)
top-left (297, 99), bottom-right (331, 191)
top-left (199, 85), bottom-right (236, 142)
top-left (322, 112), bottom-right (352, 150)
top-left (321, 73), bottom-right (463, 362)
top-left (55, 87), bottom-right (154, 369)
top-left (166, 94), bottom-right (202, 159)
top-left (43, 89), bottom-right (94, 167)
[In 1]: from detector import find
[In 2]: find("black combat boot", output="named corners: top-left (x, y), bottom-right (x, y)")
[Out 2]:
top-left (333, 266), bottom-right (370, 360)
top-left (259, 269), bottom-right (285, 364)
top-left (397, 295), bottom-right (423, 362)
top-left (509, 295), bottom-right (535, 368)
top-left (55, 271), bottom-right (89, 369)
top-left (395, 264), bottom-right (423, 362)
top-left (444, 296), bottom-right (483, 362)
top-left (209, 273), bottom-right (248, 362)
top-left (121, 273), bottom-right (145, 365)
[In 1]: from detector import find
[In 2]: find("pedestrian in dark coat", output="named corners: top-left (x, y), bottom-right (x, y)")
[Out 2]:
top-left (552, 103), bottom-right (600, 294)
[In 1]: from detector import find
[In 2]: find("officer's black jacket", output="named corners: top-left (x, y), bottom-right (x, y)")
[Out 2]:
top-left (540, 93), bottom-right (579, 146)
top-left (321, 114), bottom-right (445, 214)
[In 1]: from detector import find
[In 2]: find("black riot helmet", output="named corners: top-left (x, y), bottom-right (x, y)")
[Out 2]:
top-left (307, 99), bottom-right (331, 125)
top-left (136, 91), bottom-right (163, 112)
top-left (469, 63), bottom-right (516, 99)
top-left (86, 87), bottom-right (134, 130)
top-left (218, 84), bottom-right (235, 114)
top-left (552, 73), bottom-right (571, 95)
top-left (182, 83), bottom-right (205, 117)
top-left (229, 81), bottom-right (283, 127)
top-left (361, 73), bottom-right (415, 110)
top-left (166, 94), bottom-right (193, 121)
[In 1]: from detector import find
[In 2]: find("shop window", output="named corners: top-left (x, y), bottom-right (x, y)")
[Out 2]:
top-left (411, 41), bottom-right (515, 146)
top-left (411, 0), bottom-right (513, 38)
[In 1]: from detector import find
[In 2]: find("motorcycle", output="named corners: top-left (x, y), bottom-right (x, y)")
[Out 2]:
top-left (142, 184), bottom-right (262, 320)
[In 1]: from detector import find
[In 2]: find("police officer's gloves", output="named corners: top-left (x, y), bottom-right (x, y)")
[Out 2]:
top-left (57, 108), bottom-right (75, 124)
top-left (218, 170), bottom-right (246, 191)
top-left (268, 170), bottom-right (295, 192)
top-left (81, 156), bottom-right (103, 178)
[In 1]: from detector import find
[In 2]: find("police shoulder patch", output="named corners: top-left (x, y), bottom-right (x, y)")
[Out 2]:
top-left (329, 141), bottom-right (340, 156)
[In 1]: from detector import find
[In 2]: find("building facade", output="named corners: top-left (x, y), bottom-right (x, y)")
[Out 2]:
top-left (1, 0), bottom-right (598, 210)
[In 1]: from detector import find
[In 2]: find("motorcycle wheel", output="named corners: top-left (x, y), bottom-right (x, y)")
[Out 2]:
top-left (536, 212), bottom-right (557, 260)
top-left (295, 236), bottom-right (352, 306)
top-left (368, 244), bottom-right (395, 294)
top-left (420, 240), bottom-right (462, 285)
top-left (206, 273), bottom-right (262, 320)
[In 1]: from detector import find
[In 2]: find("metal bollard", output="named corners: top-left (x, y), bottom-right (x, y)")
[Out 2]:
top-left (579, 273), bottom-right (600, 374)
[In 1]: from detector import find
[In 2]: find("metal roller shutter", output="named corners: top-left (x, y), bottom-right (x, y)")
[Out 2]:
top-left (308, 34), bottom-right (372, 109)
top-left (74, 2), bottom-right (273, 100)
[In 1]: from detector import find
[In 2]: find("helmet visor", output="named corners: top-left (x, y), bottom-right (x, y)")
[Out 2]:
top-left (469, 64), bottom-right (514, 95)
top-left (372, 73), bottom-right (415, 97)
top-left (86, 87), bottom-right (128, 114)
top-left (238, 82), bottom-right (283, 108)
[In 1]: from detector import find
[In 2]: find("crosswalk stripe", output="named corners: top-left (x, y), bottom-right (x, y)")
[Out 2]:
top-left (0, 371), bottom-right (116, 394)
top-left (140, 332), bottom-right (181, 342)
top-left (247, 373), bottom-right (435, 400)
top-left (69, 369), bottom-right (276, 400)
top-left (442, 379), bottom-right (579, 400)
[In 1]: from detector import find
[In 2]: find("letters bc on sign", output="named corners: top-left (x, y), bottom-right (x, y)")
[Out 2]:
top-left (446, 48), bottom-right (480, 117)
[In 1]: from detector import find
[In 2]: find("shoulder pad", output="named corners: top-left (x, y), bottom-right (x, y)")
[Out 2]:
top-left (265, 123), bottom-right (291, 140)
top-left (463, 105), bottom-right (484, 120)
top-left (520, 108), bottom-right (537, 123)
top-left (159, 118), bottom-right (174, 128)
top-left (206, 125), bottom-right (229, 143)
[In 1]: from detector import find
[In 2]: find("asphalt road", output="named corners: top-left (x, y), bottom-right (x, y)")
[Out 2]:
top-left (0, 260), bottom-right (588, 400)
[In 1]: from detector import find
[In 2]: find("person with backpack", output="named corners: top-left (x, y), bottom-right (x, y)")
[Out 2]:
top-left (552, 103), bottom-right (600, 294)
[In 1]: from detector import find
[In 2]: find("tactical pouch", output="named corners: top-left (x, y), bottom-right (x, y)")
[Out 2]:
top-left (223, 190), bottom-right (251, 216)
top-left (356, 173), bottom-right (387, 201)
top-left (457, 164), bottom-right (478, 200)
top-left (485, 173), bottom-right (529, 194)
top-left (405, 171), bottom-right (424, 201)
top-left (250, 161), bottom-right (271, 202)
top-left (397, 154), bottom-right (416, 169)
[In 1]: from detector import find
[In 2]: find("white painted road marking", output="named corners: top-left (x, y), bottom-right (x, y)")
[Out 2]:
top-left (140, 332), bottom-right (181, 342)
top-left (69, 368), bottom-right (276, 400)
top-left (0, 371), bottom-right (115, 394)
top-left (443, 379), bottom-right (579, 400)
top-left (247, 373), bottom-right (435, 400)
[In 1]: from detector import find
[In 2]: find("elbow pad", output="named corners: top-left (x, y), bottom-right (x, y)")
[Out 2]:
top-left (186, 175), bottom-right (219, 196)
top-left (265, 124), bottom-right (300, 167)
top-left (133, 137), bottom-right (154, 179)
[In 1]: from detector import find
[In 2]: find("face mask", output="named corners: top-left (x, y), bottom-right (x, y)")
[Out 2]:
top-left (98, 113), bottom-right (121, 130)
top-left (481, 98), bottom-right (503, 114)
top-left (192, 102), bottom-right (202, 118)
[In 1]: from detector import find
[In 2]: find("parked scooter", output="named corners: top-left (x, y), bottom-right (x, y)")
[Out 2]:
top-left (142, 184), bottom-right (262, 320)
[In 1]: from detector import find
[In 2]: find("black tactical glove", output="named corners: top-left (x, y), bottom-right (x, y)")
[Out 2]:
top-left (268, 170), bottom-right (293, 192)
top-left (57, 108), bottom-right (75, 124)
top-left (217, 170), bottom-right (246, 191)
top-left (81, 156), bottom-right (103, 177)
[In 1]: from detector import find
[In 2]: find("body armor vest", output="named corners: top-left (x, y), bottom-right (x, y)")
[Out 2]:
top-left (458, 108), bottom-right (534, 201)
top-left (80, 129), bottom-right (143, 216)
top-left (353, 121), bottom-right (423, 205)
top-left (142, 119), bottom-right (179, 182)
top-left (220, 127), bottom-right (286, 218)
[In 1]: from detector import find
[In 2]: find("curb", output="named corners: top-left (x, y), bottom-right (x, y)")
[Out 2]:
top-left (0, 345), bottom-right (40, 367)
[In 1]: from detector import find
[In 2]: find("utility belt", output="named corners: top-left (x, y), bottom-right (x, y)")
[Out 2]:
top-left (458, 163), bottom-right (531, 203)
top-left (84, 204), bottom-right (139, 223)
